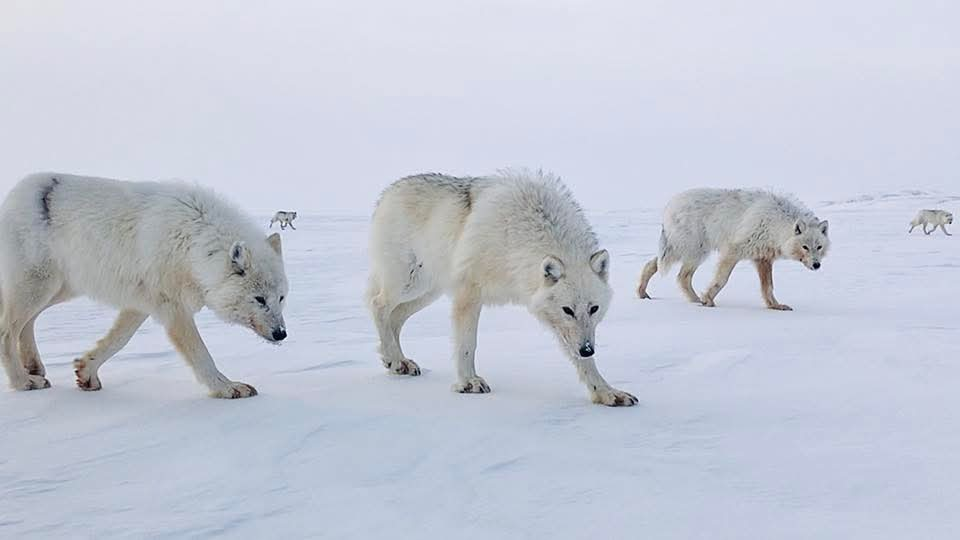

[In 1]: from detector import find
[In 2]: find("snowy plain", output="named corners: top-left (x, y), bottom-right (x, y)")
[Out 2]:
top-left (1, 191), bottom-right (959, 539)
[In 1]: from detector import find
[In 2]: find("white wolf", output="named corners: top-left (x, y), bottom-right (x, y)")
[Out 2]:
top-left (909, 209), bottom-right (952, 235)
top-left (637, 188), bottom-right (830, 310)
top-left (0, 173), bottom-right (289, 398)
top-left (270, 211), bottom-right (297, 230)
top-left (365, 171), bottom-right (637, 406)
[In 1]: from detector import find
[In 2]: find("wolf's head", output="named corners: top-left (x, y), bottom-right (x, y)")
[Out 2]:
top-left (205, 232), bottom-right (289, 343)
top-left (529, 250), bottom-right (612, 360)
top-left (786, 219), bottom-right (830, 271)
top-left (945, 212), bottom-right (953, 224)
top-left (290, 211), bottom-right (297, 219)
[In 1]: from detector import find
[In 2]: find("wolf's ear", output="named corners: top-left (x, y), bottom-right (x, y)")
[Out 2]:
top-left (794, 220), bottom-right (807, 235)
top-left (590, 249), bottom-right (610, 281)
top-left (230, 241), bottom-right (250, 275)
top-left (542, 255), bottom-right (565, 285)
top-left (818, 220), bottom-right (829, 236)
top-left (267, 233), bottom-right (282, 256)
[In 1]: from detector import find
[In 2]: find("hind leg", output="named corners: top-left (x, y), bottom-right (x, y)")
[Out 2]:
top-left (74, 309), bottom-right (148, 391)
top-left (677, 262), bottom-right (702, 303)
top-left (701, 254), bottom-right (739, 307)
top-left (636, 258), bottom-right (658, 299)
top-left (19, 315), bottom-right (46, 377)
top-left (368, 274), bottom-right (425, 376)
top-left (1, 277), bottom-right (62, 390)
top-left (18, 287), bottom-right (73, 377)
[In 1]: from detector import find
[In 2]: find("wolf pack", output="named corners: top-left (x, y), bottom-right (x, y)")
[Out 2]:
top-left (0, 171), bottom-right (952, 406)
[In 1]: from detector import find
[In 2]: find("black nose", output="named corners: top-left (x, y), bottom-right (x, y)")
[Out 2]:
top-left (812, 262), bottom-right (821, 270)
top-left (579, 344), bottom-right (594, 357)
top-left (272, 328), bottom-right (287, 341)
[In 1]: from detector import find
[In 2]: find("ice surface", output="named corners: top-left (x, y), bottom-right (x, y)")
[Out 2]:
top-left (1, 192), bottom-right (958, 538)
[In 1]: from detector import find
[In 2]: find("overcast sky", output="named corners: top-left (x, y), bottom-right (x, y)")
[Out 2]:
top-left (1, 0), bottom-right (957, 214)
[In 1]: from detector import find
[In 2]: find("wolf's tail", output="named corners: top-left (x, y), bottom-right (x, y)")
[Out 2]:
top-left (656, 227), bottom-right (677, 274)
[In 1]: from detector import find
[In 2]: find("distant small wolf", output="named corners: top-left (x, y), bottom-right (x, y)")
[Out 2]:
top-left (637, 188), bottom-right (830, 310)
top-left (365, 170), bottom-right (637, 406)
top-left (909, 209), bottom-right (952, 235)
top-left (270, 211), bottom-right (297, 230)
top-left (0, 173), bottom-right (289, 397)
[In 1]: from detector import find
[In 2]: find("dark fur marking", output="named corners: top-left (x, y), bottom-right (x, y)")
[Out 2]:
top-left (40, 177), bottom-right (60, 223)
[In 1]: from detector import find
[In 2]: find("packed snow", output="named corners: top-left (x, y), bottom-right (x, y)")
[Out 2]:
top-left (1, 191), bottom-right (958, 538)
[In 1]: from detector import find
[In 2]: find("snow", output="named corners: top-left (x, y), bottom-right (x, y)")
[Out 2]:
top-left (2, 192), bottom-right (959, 538)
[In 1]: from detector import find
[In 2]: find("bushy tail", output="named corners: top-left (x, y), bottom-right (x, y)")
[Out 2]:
top-left (656, 227), bottom-right (676, 274)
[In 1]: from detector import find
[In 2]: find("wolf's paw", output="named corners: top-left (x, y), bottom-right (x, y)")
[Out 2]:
top-left (452, 376), bottom-right (491, 394)
top-left (212, 382), bottom-right (258, 399)
top-left (768, 303), bottom-right (793, 311)
top-left (591, 387), bottom-right (638, 407)
top-left (386, 358), bottom-right (421, 376)
top-left (700, 298), bottom-right (716, 307)
top-left (13, 374), bottom-right (51, 391)
top-left (638, 291), bottom-right (652, 300)
top-left (73, 357), bottom-right (102, 391)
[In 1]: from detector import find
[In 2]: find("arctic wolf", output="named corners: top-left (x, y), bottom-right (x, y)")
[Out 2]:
top-left (365, 171), bottom-right (637, 406)
top-left (909, 209), bottom-right (952, 235)
top-left (270, 210), bottom-right (297, 230)
top-left (0, 173), bottom-right (289, 397)
top-left (637, 188), bottom-right (830, 310)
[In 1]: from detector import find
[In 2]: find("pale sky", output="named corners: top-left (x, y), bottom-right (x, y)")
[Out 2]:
top-left (1, 0), bottom-right (957, 214)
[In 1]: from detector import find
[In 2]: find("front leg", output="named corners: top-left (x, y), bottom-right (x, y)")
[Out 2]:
top-left (941, 224), bottom-right (952, 236)
top-left (923, 224), bottom-right (932, 235)
top-left (288, 222), bottom-right (296, 230)
top-left (701, 253), bottom-right (739, 307)
top-left (164, 312), bottom-right (256, 398)
top-left (450, 289), bottom-right (489, 394)
top-left (754, 259), bottom-right (792, 311)
top-left (572, 356), bottom-right (637, 407)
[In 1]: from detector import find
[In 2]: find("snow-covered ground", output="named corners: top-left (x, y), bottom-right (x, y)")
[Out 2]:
top-left (2, 192), bottom-right (959, 539)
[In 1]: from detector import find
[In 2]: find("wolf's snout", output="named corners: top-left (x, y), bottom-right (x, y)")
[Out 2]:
top-left (812, 262), bottom-right (821, 270)
top-left (271, 328), bottom-right (287, 341)
top-left (578, 342), bottom-right (595, 358)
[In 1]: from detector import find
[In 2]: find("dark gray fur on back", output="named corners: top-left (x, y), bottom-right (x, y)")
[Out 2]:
top-left (40, 176), bottom-right (59, 223)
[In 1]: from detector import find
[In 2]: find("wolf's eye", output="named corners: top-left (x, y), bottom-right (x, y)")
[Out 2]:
top-left (802, 245), bottom-right (809, 251)
top-left (255, 296), bottom-right (267, 306)
top-left (279, 296), bottom-right (285, 303)
top-left (589, 305), bottom-right (600, 315)
top-left (816, 246), bottom-right (822, 251)
top-left (562, 307), bottom-right (576, 318)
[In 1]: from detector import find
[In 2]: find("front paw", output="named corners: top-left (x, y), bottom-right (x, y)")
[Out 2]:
top-left (211, 382), bottom-right (258, 399)
top-left (591, 387), bottom-right (638, 407)
top-left (74, 357), bottom-right (102, 391)
top-left (385, 358), bottom-right (421, 376)
top-left (700, 297), bottom-right (716, 307)
top-left (452, 376), bottom-right (491, 394)
top-left (768, 303), bottom-right (793, 311)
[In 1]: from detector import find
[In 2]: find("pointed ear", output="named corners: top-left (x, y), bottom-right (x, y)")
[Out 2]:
top-left (794, 220), bottom-right (806, 235)
top-left (230, 241), bottom-right (250, 275)
top-left (542, 255), bottom-right (565, 285)
top-left (818, 220), bottom-right (829, 236)
top-left (267, 232), bottom-right (282, 255)
top-left (590, 249), bottom-right (610, 281)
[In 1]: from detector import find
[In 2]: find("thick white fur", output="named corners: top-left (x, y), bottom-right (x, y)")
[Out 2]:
top-left (909, 209), bottom-right (952, 236)
top-left (637, 188), bottom-right (830, 310)
top-left (0, 173), bottom-right (289, 397)
top-left (365, 170), bottom-right (637, 406)
top-left (270, 211), bottom-right (297, 230)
